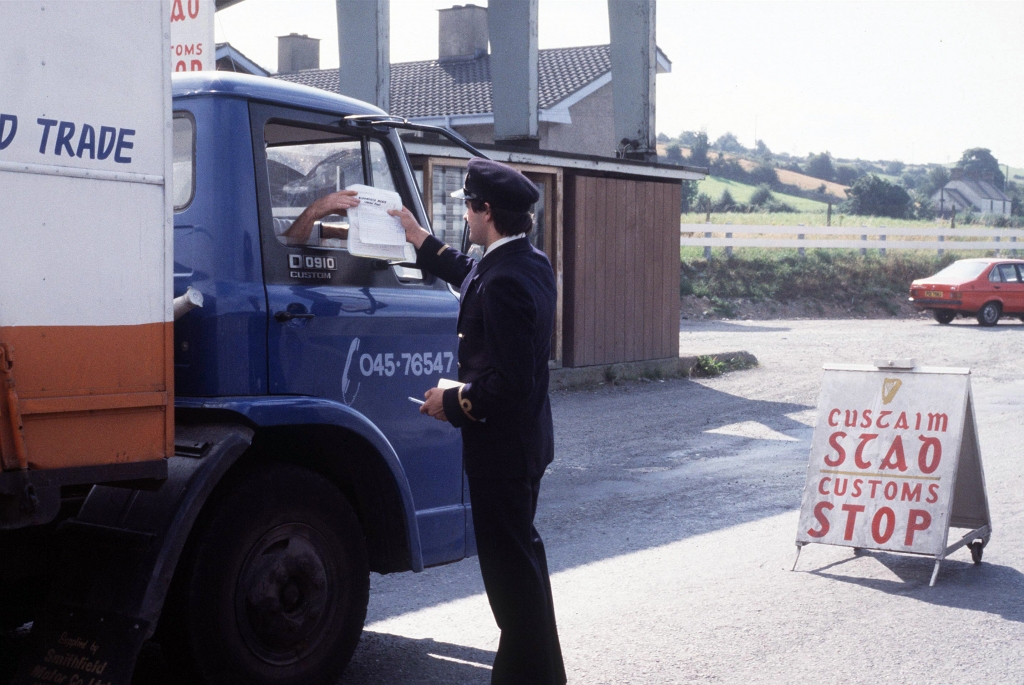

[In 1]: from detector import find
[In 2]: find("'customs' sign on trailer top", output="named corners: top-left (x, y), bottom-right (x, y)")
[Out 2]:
top-left (794, 360), bottom-right (991, 586)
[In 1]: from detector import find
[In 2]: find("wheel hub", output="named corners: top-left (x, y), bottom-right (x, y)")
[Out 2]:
top-left (235, 523), bottom-right (337, 665)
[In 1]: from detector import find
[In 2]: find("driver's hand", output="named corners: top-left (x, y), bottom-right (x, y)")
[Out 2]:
top-left (318, 190), bottom-right (360, 216)
top-left (389, 206), bottom-right (431, 249)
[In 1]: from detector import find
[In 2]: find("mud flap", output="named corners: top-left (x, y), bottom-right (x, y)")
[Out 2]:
top-left (13, 611), bottom-right (148, 685)
top-left (11, 424), bottom-right (254, 685)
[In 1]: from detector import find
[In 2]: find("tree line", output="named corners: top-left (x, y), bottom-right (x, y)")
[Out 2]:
top-left (659, 130), bottom-right (1022, 222)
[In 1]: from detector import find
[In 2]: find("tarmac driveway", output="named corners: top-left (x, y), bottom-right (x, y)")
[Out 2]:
top-left (338, 316), bottom-right (1024, 684)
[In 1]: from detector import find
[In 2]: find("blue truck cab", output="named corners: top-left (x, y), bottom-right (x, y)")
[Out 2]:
top-left (1, 73), bottom-right (472, 685)
top-left (165, 72), bottom-right (468, 679)
top-left (171, 72), bottom-right (468, 567)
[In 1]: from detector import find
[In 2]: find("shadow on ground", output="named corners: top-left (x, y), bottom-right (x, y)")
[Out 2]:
top-left (365, 380), bottom-right (814, 625)
top-left (681, 320), bottom-right (792, 334)
top-left (126, 634), bottom-right (494, 685)
top-left (340, 632), bottom-right (493, 685)
top-left (809, 550), bottom-right (1024, 623)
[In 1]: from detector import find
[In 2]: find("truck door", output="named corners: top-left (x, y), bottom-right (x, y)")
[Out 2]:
top-left (250, 104), bottom-right (465, 567)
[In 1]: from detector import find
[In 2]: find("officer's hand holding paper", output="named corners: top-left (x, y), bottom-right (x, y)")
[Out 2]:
top-left (420, 379), bottom-right (464, 421)
top-left (345, 183), bottom-right (416, 261)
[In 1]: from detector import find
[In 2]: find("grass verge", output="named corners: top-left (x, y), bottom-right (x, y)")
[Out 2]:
top-left (680, 250), bottom-right (959, 316)
top-left (688, 353), bottom-right (759, 378)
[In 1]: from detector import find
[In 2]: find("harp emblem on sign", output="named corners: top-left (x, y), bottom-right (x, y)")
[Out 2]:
top-left (881, 378), bottom-right (902, 405)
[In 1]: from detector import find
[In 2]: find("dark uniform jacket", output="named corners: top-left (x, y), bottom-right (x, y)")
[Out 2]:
top-left (416, 234), bottom-right (556, 480)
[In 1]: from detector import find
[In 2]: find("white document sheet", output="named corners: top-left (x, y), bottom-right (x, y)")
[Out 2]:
top-left (344, 184), bottom-right (415, 261)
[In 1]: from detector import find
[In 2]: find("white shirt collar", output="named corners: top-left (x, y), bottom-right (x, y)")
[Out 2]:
top-left (484, 233), bottom-right (527, 257)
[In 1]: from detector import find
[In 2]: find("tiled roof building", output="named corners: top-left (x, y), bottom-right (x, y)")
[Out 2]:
top-left (278, 45), bottom-right (612, 118)
top-left (274, 43), bottom-right (669, 158)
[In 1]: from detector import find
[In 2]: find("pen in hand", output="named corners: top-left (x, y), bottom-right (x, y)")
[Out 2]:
top-left (408, 397), bottom-right (425, 406)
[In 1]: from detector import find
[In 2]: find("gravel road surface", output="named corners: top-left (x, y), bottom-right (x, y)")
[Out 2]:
top-left (340, 317), bottom-right (1024, 684)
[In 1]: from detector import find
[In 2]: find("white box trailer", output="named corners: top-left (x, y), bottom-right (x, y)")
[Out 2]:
top-left (0, 0), bottom-right (173, 526)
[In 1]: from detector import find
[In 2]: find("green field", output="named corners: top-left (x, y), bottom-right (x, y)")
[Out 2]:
top-left (695, 176), bottom-right (830, 212)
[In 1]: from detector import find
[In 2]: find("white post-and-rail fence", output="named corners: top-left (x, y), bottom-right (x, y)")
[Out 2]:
top-left (680, 224), bottom-right (1024, 258)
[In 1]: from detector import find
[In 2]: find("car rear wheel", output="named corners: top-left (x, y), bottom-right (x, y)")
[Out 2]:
top-left (932, 310), bottom-right (956, 325)
top-left (161, 463), bottom-right (369, 685)
top-left (976, 301), bottom-right (1001, 327)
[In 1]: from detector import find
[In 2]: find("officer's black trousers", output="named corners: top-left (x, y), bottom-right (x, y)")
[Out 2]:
top-left (468, 475), bottom-right (567, 685)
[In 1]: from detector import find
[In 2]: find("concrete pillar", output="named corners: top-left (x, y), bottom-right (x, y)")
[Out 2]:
top-left (488, 0), bottom-right (539, 148)
top-left (608, 0), bottom-right (656, 161)
top-left (336, 0), bottom-right (390, 112)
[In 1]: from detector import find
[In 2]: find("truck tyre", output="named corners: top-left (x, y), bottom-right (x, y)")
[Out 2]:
top-left (160, 463), bottom-right (369, 685)
top-left (932, 309), bottom-right (956, 324)
top-left (976, 301), bottom-right (1001, 327)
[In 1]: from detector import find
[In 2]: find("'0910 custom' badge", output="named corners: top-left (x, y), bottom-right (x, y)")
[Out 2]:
top-left (289, 253), bottom-right (336, 280)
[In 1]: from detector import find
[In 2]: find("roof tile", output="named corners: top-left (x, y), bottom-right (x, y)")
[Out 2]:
top-left (274, 45), bottom-right (612, 117)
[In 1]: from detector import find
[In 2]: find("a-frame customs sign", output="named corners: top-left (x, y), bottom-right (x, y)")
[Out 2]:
top-left (793, 360), bottom-right (991, 586)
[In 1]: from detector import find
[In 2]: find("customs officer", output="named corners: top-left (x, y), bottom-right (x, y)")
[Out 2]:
top-left (390, 158), bottom-right (566, 684)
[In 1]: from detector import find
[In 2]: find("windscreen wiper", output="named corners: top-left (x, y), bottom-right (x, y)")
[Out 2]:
top-left (343, 114), bottom-right (489, 159)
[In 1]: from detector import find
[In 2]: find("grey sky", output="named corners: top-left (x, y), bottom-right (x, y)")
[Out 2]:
top-left (216, 1), bottom-right (1024, 167)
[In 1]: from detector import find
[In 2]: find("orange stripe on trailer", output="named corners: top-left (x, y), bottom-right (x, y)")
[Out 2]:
top-left (0, 322), bottom-right (173, 472)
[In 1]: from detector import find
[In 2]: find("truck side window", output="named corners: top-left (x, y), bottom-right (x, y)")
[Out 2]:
top-left (266, 136), bottom-right (364, 250)
top-left (260, 122), bottom-right (426, 287)
top-left (172, 114), bottom-right (195, 211)
top-left (368, 140), bottom-right (397, 193)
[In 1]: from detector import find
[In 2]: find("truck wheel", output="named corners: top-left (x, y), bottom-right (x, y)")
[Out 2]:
top-left (161, 463), bottom-right (369, 685)
top-left (932, 309), bottom-right (956, 324)
top-left (976, 301), bottom-right (1001, 326)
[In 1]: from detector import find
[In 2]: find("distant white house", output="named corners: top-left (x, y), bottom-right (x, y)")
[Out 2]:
top-left (932, 168), bottom-right (1011, 217)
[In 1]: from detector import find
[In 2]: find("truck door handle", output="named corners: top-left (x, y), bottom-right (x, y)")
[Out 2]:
top-left (274, 310), bottom-right (315, 322)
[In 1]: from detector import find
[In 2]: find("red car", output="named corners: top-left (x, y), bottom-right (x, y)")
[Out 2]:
top-left (909, 258), bottom-right (1024, 326)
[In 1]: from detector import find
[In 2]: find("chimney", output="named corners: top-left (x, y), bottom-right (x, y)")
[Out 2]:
top-left (278, 33), bottom-right (320, 73)
top-left (950, 168), bottom-right (964, 181)
top-left (438, 4), bottom-right (489, 60)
